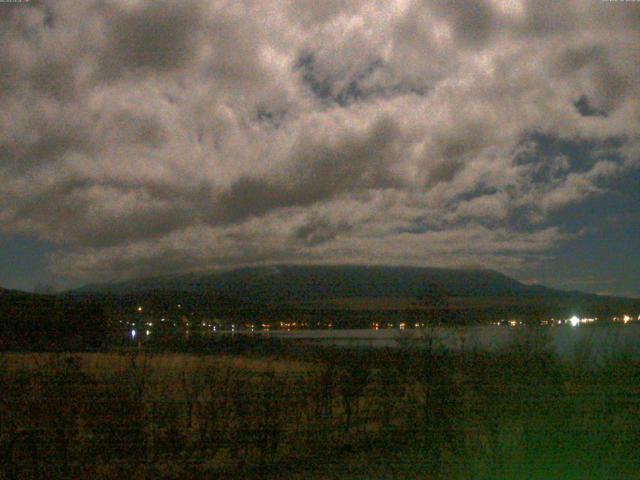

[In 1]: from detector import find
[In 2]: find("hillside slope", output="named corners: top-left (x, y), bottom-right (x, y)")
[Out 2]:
top-left (74, 265), bottom-right (554, 299)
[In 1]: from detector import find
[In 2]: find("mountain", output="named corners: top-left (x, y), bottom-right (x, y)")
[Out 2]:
top-left (1, 265), bottom-right (637, 334)
top-left (73, 265), bottom-right (546, 298)
top-left (69, 265), bottom-right (640, 323)
top-left (3, 267), bottom-right (637, 348)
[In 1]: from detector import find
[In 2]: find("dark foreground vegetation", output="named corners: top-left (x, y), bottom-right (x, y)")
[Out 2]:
top-left (1, 330), bottom-right (639, 479)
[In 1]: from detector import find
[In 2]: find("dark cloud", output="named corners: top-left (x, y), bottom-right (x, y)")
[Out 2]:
top-left (29, 58), bottom-right (76, 100)
top-left (293, 216), bottom-right (351, 246)
top-left (518, 0), bottom-right (574, 37)
top-left (574, 96), bottom-right (608, 118)
top-left (0, 110), bottom-right (91, 172)
top-left (428, 0), bottom-right (496, 47)
top-left (209, 115), bottom-right (403, 224)
top-left (427, 159), bottom-right (464, 186)
top-left (99, 0), bottom-right (201, 78)
top-left (554, 44), bottom-right (636, 114)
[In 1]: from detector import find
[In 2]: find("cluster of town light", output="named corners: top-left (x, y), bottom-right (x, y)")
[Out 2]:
top-left (126, 304), bottom-right (638, 340)
top-left (567, 315), bottom-right (638, 327)
top-left (490, 314), bottom-right (637, 327)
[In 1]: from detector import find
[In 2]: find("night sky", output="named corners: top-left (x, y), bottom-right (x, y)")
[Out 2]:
top-left (0, 0), bottom-right (638, 297)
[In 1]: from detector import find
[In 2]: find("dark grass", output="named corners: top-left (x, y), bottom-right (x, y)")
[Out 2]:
top-left (1, 328), bottom-right (639, 479)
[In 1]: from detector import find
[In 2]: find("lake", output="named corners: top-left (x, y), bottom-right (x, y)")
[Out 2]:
top-left (255, 324), bottom-right (640, 360)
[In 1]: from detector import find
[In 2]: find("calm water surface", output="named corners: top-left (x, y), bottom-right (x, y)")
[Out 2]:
top-left (257, 324), bottom-right (640, 359)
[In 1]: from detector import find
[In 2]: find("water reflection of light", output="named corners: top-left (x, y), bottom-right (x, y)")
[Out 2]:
top-left (131, 329), bottom-right (136, 339)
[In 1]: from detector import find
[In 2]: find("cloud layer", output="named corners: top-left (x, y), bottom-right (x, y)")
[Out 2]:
top-left (0, 0), bottom-right (638, 282)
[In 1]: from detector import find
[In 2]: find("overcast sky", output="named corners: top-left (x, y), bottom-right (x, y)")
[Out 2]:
top-left (0, 0), bottom-right (638, 296)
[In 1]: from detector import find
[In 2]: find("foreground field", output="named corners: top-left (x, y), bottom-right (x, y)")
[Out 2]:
top-left (1, 332), bottom-right (640, 479)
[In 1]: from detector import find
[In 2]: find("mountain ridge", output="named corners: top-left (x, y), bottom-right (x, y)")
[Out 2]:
top-left (68, 264), bottom-right (613, 301)
top-left (2, 265), bottom-right (638, 331)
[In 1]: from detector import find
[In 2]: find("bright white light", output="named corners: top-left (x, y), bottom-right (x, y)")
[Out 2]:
top-left (131, 329), bottom-right (136, 339)
top-left (137, 306), bottom-right (143, 312)
top-left (569, 316), bottom-right (580, 327)
top-left (623, 315), bottom-right (631, 324)
top-left (146, 330), bottom-right (150, 336)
